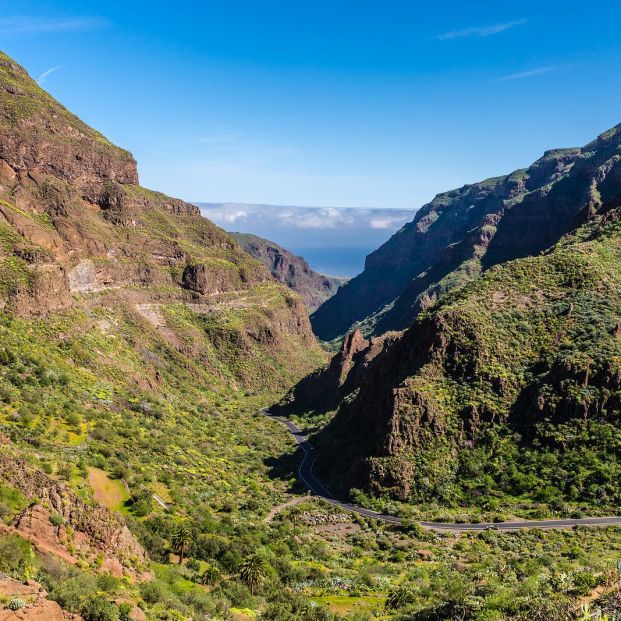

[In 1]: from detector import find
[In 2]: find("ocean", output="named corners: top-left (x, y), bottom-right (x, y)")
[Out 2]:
top-left (289, 246), bottom-right (373, 278)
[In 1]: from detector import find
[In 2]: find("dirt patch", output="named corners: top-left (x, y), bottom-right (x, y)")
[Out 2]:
top-left (87, 467), bottom-right (129, 512)
top-left (263, 496), bottom-right (309, 523)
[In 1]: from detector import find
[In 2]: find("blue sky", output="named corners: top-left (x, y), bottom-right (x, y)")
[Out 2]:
top-left (2, 1), bottom-right (621, 209)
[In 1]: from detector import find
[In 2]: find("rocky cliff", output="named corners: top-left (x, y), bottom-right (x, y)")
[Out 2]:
top-left (0, 50), bottom-right (322, 384)
top-left (231, 232), bottom-right (346, 311)
top-left (0, 576), bottom-right (74, 621)
top-left (300, 124), bottom-right (621, 506)
top-left (0, 449), bottom-right (145, 576)
top-left (310, 138), bottom-right (603, 341)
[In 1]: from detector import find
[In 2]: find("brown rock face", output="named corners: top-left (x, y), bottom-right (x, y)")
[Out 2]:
top-left (0, 54), bottom-right (137, 203)
top-left (0, 577), bottom-right (71, 621)
top-left (181, 260), bottom-right (264, 296)
top-left (0, 49), bottom-right (321, 381)
top-left (273, 328), bottom-right (399, 417)
top-left (231, 233), bottom-right (347, 312)
top-left (0, 451), bottom-right (146, 574)
top-left (5, 264), bottom-right (71, 317)
top-left (311, 130), bottom-right (621, 341)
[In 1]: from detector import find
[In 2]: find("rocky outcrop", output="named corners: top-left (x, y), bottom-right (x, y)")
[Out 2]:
top-left (0, 577), bottom-right (74, 621)
top-left (297, 127), bottom-right (621, 504)
top-left (181, 262), bottom-right (261, 296)
top-left (0, 451), bottom-right (146, 574)
top-left (231, 233), bottom-right (347, 311)
top-left (0, 52), bottom-right (137, 205)
top-left (273, 328), bottom-right (399, 417)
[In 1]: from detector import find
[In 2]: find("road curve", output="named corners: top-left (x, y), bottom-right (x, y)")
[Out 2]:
top-left (262, 408), bottom-right (621, 532)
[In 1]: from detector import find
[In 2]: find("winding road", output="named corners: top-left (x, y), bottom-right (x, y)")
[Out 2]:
top-left (263, 408), bottom-right (621, 532)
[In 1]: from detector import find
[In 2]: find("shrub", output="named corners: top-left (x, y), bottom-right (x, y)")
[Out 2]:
top-left (571, 571), bottom-right (599, 596)
top-left (0, 534), bottom-right (33, 578)
top-left (139, 580), bottom-right (165, 605)
top-left (385, 585), bottom-right (415, 610)
top-left (80, 596), bottom-right (119, 621)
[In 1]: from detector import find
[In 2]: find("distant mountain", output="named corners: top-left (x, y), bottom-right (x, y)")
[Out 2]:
top-left (231, 232), bottom-right (347, 312)
top-left (197, 202), bottom-right (415, 277)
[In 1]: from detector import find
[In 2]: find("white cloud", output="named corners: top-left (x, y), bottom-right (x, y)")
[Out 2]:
top-left (36, 65), bottom-right (62, 85)
top-left (370, 217), bottom-right (401, 229)
top-left (198, 131), bottom-right (241, 145)
top-left (497, 66), bottom-right (556, 81)
top-left (198, 203), bottom-right (414, 233)
top-left (0, 16), bottom-right (108, 35)
top-left (437, 19), bottom-right (526, 40)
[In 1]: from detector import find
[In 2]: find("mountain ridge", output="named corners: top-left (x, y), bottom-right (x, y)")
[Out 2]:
top-left (231, 232), bottom-right (347, 311)
top-left (0, 48), bottom-right (325, 596)
top-left (310, 137), bottom-right (612, 342)
top-left (285, 122), bottom-right (621, 509)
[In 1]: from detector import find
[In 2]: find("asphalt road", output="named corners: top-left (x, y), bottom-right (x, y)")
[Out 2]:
top-left (262, 408), bottom-right (621, 532)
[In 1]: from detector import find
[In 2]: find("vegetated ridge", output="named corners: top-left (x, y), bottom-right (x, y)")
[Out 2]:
top-left (0, 49), bottom-right (326, 617)
top-left (3, 47), bottom-right (621, 621)
top-left (231, 232), bottom-right (347, 312)
top-left (284, 123), bottom-right (621, 514)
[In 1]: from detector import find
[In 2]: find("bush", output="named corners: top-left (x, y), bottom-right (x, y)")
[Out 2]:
top-left (0, 534), bottom-right (33, 578)
top-left (0, 484), bottom-right (26, 519)
top-left (118, 603), bottom-right (132, 621)
top-left (80, 596), bottom-right (119, 621)
top-left (385, 585), bottom-right (415, 610)
top-left (139, 580), bottom-right (165, 605)
top-left (47, 573), bottom-right (97, 613)
top-left (571, 571), bottom-right (599, 596)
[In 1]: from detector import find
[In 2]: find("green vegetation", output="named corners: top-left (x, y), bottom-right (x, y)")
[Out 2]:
top-left (314, 203), bottom-right (621, 523)
top-left (2, 46), bottom-right (621, 620)
top-left (5, 505), bottom-right (621, 620)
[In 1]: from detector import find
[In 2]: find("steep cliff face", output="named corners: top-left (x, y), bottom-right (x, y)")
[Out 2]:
top-left (0, 51), bottom-right (322, 385)
top-left (282, 124), bottom-right (621, 507)
top-left (231, 232), bottom-right (346, 311)
top-left (273, 328), bottom-right (398, 417)
top-left (313, 186), bottom-right (621, 504)
top-left (310, 139), bottom-right (608, 341)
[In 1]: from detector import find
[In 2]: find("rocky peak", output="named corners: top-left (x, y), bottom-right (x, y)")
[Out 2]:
top-left (311, 124), bottom-right (621, 342)
top-left (0, 52), bottom-right (138, 201)
top-left (341, 329), bottom-right (368, 359)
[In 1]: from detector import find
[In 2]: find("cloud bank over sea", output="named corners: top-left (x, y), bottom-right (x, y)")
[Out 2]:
top-left (197, 203), bottom-right (415, 277)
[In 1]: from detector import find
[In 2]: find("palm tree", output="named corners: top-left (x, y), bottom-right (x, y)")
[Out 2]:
top-left (170, 522), bottom-right (191, 565)
top-left (198, 564), bottom-right (221, 586)
top-left (238, 554), bottom-right (267, 595)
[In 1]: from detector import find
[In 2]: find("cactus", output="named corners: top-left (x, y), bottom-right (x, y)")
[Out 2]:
top-left (7, 598), bottom-right (26, 611)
